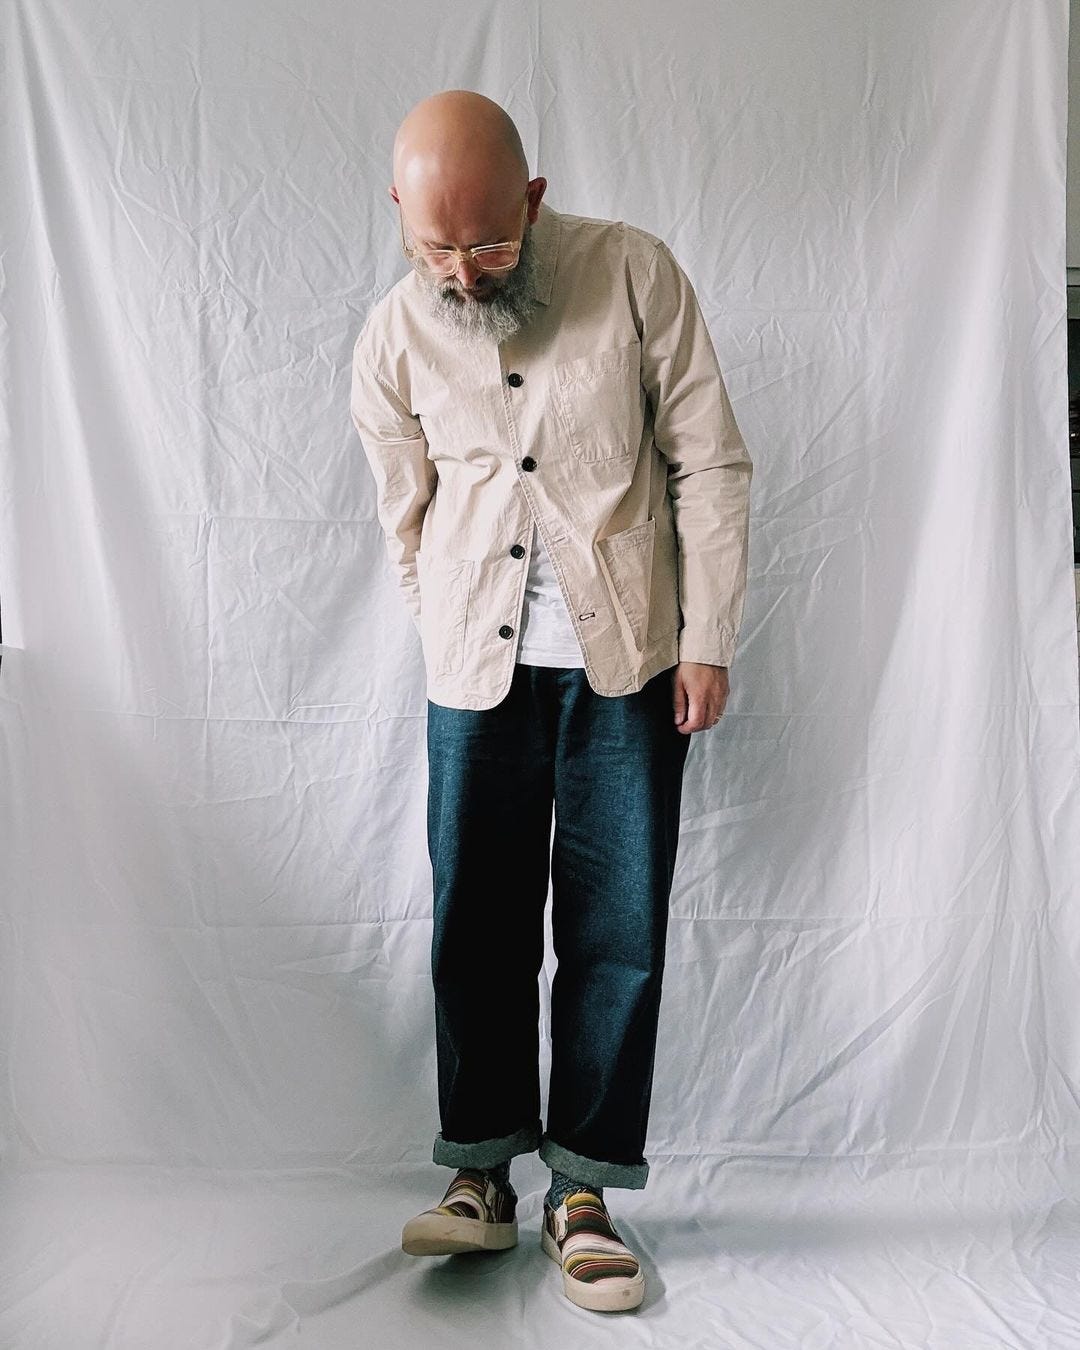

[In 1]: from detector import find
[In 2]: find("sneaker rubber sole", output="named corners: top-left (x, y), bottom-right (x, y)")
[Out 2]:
top-left (402, 1208), bottom-right (519, 1255)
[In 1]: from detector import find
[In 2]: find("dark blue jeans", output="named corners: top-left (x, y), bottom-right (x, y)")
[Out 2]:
top-left (425, 662), bottom-right (692, 1190)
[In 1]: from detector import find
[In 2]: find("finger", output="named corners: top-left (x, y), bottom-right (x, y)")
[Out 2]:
top-left (673, 672), bottom-right (688, 724)
top-left (688, 692), bottom-right (709, 732)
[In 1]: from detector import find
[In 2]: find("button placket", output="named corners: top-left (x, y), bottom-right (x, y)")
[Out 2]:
top-left (506, 370), bottom-right (536, 473)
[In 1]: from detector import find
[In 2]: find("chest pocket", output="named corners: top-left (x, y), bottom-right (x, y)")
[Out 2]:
top-left (552, 340), bottom-right (644, 463)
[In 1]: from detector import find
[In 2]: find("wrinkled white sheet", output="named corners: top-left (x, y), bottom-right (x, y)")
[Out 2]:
top-left (1, 0), bottom-right (1079, 1345)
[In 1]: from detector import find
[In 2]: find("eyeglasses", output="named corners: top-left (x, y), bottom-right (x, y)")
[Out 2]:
top-left (399, 198), bottom-right (528, 277)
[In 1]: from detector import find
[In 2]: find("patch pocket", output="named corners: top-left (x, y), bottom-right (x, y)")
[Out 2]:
top-left (553, 340), bottom-right (643, 463)
top-left (594, 516), bottom-right (656, 651)
top-left (415, 551), bottom-right (474, 677)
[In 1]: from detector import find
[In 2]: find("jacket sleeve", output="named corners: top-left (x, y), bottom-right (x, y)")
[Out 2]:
top-left (638, 239), bottom-right (753, 668)
top-left (349, 334), bottom-right (436, 632)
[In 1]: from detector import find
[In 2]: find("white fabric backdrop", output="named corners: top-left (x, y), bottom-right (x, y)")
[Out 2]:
top-left (2, 1), bottom-right (1079, 1345)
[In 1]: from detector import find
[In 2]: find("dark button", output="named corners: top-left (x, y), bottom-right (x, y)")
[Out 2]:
top-left (509, 544), bottom-right (526, 559)
top-left (498, 624), bottom-right (514, 639)
top-left (521, 456), bottom-right (536, 471)
top-left (507, 372), bottom-right (524, 387)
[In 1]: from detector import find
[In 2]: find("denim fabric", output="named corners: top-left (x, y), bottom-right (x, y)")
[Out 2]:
top-left (426, 661), bottom-right (692, 1190)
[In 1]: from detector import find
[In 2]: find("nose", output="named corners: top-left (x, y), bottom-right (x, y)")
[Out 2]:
top-left (454, 257), bottom-right (483, 290)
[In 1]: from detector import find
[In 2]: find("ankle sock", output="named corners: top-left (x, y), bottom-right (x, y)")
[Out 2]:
top-left (546, 1167), bottom-right (602, 1210)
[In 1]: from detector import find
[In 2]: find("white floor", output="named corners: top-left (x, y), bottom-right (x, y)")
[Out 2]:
top-left (2, 1149), bottom-right (1079, 1348)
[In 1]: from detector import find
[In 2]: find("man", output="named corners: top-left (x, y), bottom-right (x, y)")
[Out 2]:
top-left (349, 89), bottom-right (752, 1313)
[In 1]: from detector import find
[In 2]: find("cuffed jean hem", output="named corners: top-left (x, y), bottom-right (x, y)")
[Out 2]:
top-left (538, 1133), bottom-right (650, 1190)
top-left (432, 1119), bottom-right (543, 1169)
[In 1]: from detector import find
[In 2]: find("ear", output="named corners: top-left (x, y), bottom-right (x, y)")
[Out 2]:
top-left (528, 177), bottom-right (547, 221)
top-left (388, 185), bottom-right (400, 204)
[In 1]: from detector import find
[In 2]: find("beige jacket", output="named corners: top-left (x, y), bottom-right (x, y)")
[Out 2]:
top-left (349, 199), bottom-right (753, 710)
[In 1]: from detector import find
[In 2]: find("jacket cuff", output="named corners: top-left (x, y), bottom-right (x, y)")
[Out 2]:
top-left (677, 626), bottom-right (737, 669)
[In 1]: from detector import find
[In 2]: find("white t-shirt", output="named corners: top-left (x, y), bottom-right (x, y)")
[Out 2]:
top-left (515, 526), bottom-right (586, 668)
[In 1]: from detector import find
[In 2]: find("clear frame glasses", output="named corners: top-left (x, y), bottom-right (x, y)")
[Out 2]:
top-left (399, 198), bottom-right (528, 277)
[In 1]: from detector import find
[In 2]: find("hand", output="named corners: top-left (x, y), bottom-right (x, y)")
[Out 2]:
top-left (672, 662), bottom-right (729, 734)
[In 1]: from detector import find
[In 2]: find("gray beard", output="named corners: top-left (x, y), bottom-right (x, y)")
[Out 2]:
top-left (415, 223), bottom-right (543, 347)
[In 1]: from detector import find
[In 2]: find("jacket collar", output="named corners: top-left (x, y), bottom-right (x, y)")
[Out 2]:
top-left (527, 199), bottom-right (560, 306)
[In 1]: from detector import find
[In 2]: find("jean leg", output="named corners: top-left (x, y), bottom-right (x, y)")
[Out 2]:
top-left (539, 665), bottom-right (692, 1190)
top-left (427, 664), bottom-right (556, 1169)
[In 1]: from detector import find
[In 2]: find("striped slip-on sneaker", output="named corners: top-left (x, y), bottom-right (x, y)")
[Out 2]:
top-left (540, 1189), bottom-right (646, 1312)
top-left (401, 1168), bottom-right (519, 1256)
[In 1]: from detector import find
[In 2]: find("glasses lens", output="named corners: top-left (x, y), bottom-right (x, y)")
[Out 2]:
top-left (475, 246), bottom-right (517, 271)
top-left (417, 251), bottom-right (457, 276)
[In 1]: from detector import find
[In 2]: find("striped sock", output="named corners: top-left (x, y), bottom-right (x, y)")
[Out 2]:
top-left (546, 1168), bottom-right (602, 1210)
top-left (474, 1158), bottom-right (516, 1202)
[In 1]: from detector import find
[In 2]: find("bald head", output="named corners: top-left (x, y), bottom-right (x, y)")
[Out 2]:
top-left (393, 90), bottom-right (528, 202)
top-left (389, 90), bottom-right (545, 278)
